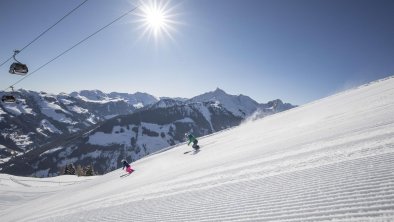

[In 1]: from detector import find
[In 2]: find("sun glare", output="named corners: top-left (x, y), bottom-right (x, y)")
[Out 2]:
top-left (146, 7), bottom-right (165, 30)
top-left (136, 0), bottom-right (178, 42)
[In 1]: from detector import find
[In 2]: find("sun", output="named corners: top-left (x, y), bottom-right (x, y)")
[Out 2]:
top-left (145, 5), bottom-right (165, 31)
top-left (135, 0), bottom-right (178, 41)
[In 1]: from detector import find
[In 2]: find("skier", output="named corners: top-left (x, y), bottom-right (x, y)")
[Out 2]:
top-left (185, 133), bottom-right (199, 150)
top-left (121, 159), bottom-right (134, 174)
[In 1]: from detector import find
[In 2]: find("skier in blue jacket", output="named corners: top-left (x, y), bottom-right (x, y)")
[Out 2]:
top-left (185, 133), bottom-right (199, 150)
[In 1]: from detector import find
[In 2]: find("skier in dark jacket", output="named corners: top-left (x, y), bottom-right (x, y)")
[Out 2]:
top-left (185, 133), bottom-right (199, 150)
top-left (121, 159), bottom-right (134, 174)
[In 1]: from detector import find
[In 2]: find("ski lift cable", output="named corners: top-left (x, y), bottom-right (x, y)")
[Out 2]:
top-left (0, 0), bottom-right (89, 68)
top-left (3, 4), bottom-right (141, 92)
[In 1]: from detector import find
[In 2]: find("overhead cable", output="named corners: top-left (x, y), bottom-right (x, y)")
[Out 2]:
top-left (4, 4), bottom-right (140, 91)
top-left (0, 0), bottom-right (89, 68)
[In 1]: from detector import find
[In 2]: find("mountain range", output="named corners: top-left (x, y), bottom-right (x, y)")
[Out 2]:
top-left (0, 88), bottom-right (295, 176)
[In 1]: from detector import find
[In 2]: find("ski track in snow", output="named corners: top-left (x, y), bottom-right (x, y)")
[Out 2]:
top-left (0, 175), bottom-right (96, 216)
top-left (34, 151), bottom-right (394, 222)
top-left (14, 126), bottom-right (394, 222)
top-left (1, 77), bottom-right (394, 221)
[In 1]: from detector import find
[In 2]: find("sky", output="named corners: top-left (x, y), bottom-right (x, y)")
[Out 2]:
top-left (0, 0), bottom-right (393, 105)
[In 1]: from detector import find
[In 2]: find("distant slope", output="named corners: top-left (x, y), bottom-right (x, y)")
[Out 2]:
top-left (0, 76), bottom-right (393, 221)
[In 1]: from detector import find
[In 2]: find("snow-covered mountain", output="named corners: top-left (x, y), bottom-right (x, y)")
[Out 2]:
top-left (70, 90), bottom-right (158, 109)
top-left (0, 89), bottom-right (294, 177)
top-left (1, 76), bottom-right (393, 221)
top-left (189, 88), bottom-right (260, 117)
top-left (189, 88), bottom-right (293, 118)
top-left (0, 90), bottom-right (158, 164)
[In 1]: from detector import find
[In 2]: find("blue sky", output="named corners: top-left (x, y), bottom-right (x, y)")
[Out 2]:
top-left (1, 0), bottom-right (393, 105)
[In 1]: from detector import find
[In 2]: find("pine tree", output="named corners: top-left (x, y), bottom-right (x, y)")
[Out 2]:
top-left (63, 164), bottom-right (76, 175)
top-left (67, 164), bottom-right (76, 175)
top-left (64, 164), bottom-right (69, 175)
top-left (84, 164), bottom-right (94, 176)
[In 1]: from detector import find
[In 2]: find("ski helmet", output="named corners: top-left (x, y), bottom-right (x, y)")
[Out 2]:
top-left (121, 159), bottom-right (126, 163)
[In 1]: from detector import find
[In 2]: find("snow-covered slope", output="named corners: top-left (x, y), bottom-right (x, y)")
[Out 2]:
top-left (1, 77), bottom-right (394, 221)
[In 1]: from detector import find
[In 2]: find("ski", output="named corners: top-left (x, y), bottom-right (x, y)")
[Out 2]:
top-left (184, 149), bottom-right (201, 155)
top-left (120, 173), bottom-right (132, 178)
top-left (120, 170), bottom-right (135, 178)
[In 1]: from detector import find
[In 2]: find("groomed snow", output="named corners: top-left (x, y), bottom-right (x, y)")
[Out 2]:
top-left (1, 77), bottom-right (394, 221)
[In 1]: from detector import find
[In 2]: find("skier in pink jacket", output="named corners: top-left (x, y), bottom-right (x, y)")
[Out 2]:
top-left (121, 159), bottom-right (134, 174)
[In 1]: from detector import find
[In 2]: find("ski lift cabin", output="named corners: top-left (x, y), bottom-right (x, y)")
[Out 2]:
top-left (1, 95), bottom-right (16, 103)
top-left (9, 62), bottom-right (28, 75)
top-left (9, 50), bottom-right (28, 75)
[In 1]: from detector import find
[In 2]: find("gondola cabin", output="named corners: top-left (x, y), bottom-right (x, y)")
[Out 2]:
top-left (1, 95), bottom-right (16, 103)
top-left (9, 62), bottom-right (28, 75)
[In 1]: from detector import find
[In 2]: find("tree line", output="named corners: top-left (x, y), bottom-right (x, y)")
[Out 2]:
top-left (61, 163), bottom-right (95, 176)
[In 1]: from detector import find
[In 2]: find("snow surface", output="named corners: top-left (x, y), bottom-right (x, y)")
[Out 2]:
top-left (39, 119), bottom-right (62, 134)
top-left (1, 132), bottom-right (33, 149)
top-left (0, 145), bottom-right (11, 164)
top-left (87, 122), bottom-right (174, 158)
top-left (1, 77), bottom-right (394, 221)
top-left (38, 98), bottom-right (75, 124)
top-left (194, 103), bottom-right (214, 131)
top-left (0, 174), bottom-right (96, 215)
top-left (0, 100), bottom-right (34, 116)
top-left (86, 115), bottom-right (97, 125)
top-left (69, 90), bottom-right (158, 107)
top-left (66, 105), bottom-right (89, 114)
top-left (58, 98), bottom-right (74, 105)
top-left (0, 108), bottom-right (5, 121)
top-left (40, 147), bottom-right (64, 156)
top-left (133, 102), bottom-right (144, 109)
top-left (70, 90), bottom-right (114, 103)
top-left (190, 88), bottom-right (259, 117)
